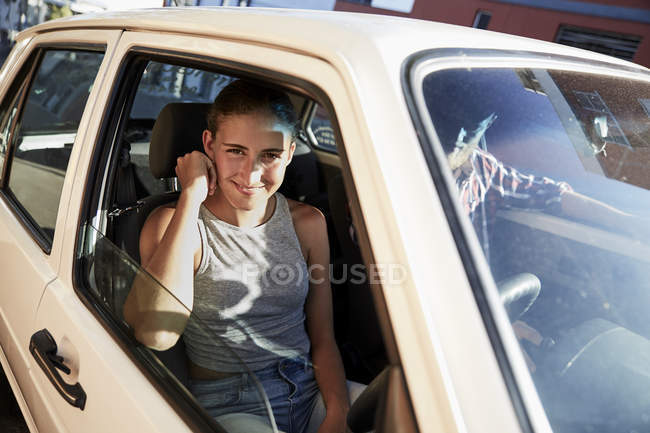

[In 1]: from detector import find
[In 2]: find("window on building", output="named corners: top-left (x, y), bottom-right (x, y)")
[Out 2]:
top-left (555, 26), bottom-right (642, 62)
top-left (473, 11), bottom-right (491, 29)
top-left (339, 0), bottom-right (413, 13)
top-left (370, 0), bottom-right (413, 13)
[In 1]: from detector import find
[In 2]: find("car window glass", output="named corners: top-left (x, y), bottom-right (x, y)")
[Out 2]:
top-left (78, 224), bottom-right (277, 432)
top-left (417, 65), bottom-right (650, 432)
top-left (309, 103), bottom-right (337, 152)
top-left (7, 50), bottom-right (104, 245)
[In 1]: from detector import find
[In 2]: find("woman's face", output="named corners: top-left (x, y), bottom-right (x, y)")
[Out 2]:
top-left (203, 110), bottom-right (295, 211)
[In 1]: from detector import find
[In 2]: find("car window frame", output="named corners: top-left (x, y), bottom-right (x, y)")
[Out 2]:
top-left (0, 43), bottom-right (106, 254)
top-left (402, 47), bottom-right (650, 433)
top-left (72, 44), bottom-right (408, 432)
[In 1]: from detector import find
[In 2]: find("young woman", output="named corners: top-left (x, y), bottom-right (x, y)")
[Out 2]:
top-left (124, 80), bottom-right (352, 433)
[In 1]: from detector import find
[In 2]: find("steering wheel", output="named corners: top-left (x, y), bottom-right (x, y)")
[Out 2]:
top-left (497, 272), bottom-right (541, 321)
top-left (346, 274), bottom-right (541, 433)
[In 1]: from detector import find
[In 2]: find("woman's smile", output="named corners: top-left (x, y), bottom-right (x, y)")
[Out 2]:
top-left (232, 180), bottom-right (265, 196)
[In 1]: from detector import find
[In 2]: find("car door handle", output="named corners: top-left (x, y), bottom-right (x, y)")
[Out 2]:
top-left (29, 329), bottom-right (86, 410)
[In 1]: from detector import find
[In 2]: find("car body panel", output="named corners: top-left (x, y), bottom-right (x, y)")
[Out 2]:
top-left (5, 12), bottom-right (543, 433)
top-left (34, 279), bottom-right (195, 433)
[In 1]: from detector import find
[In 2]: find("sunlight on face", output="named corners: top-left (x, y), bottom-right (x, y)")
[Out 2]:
top-left (210, 111), bottom-right (295, 211)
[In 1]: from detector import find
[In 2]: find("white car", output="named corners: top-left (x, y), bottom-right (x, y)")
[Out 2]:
top-left (0, 6), bottom-right (649, 433)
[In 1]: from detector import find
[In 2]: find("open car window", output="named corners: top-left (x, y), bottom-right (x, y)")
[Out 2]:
top-left (74, 57), bottom-right (320, 433)
top-left (413, 61), bottom-right (650, 432)
top-left (78, 224), bottom-right (278, 433)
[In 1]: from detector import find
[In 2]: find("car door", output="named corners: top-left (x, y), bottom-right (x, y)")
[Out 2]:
top-left (0, 29), bottom-right (124, 432)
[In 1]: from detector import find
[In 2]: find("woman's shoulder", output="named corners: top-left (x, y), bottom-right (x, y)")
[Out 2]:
top-left (141, 201), bottom-right (201, 244)
top-left (284, 197), bottom-right (328, 263)
top-left (144, 202), bottom-right (179, 229)
top-left (139, 201), bottom-right (202, 268)
top-left (285, 197), bottom-right (325, 230)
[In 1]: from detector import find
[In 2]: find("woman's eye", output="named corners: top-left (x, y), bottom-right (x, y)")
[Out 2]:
top-left (227, 148), bottom-right (244, 155)
top-left (263, 152), bottom-right (281, 160)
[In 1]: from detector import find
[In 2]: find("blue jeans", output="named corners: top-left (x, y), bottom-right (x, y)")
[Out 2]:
top-left (190, 357), bottom-right (320, 433)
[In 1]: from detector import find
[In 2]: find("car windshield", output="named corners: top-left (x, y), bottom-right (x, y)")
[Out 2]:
top-left (418, 64), bottom-right (650, 431)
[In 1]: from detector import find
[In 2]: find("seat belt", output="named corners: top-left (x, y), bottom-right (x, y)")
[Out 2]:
top-left (105, 141), bottom-right (141, 317)
top-left (109, 141), bottom-right (141, 218)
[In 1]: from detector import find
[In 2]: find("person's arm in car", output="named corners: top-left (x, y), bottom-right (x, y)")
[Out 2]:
top-left (300, 206), bottom-right (350, 433)
top-left (123, 151), bottom-right (216, 350)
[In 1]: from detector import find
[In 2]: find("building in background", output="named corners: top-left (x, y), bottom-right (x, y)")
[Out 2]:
top-left (3, 0), bottom-right (649, 67)
top-left (0, 0), bottom-right (161, 65)
top-left (162, 0), bottom-right (335, 8)
top-left (161, 0), bottom-right (649, 67)
top-left (1, 0), bottom-right (75, 64)
top-left (335, 0), bottom-right (650, 68)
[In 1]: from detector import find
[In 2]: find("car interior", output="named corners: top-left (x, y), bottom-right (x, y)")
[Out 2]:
top-left (76, 57), bottom-right (412, 432)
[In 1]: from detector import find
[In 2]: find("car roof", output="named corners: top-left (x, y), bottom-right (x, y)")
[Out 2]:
top-left (17, 7), bottom-right (647, 73)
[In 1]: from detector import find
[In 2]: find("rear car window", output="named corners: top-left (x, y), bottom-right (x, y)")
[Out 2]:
top-left (7, 49), bottom-right (104, 246)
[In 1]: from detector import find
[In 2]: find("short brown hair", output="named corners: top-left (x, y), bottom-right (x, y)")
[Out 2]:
top-left (206, 79), bottom-right (298, 141)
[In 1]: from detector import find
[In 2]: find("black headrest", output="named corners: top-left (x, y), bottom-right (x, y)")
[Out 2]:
top-left (149, 103), bottom-right (211, 178)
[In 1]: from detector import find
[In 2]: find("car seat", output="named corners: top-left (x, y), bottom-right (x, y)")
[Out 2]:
top-left (112, 102), bottom-right (209, 264)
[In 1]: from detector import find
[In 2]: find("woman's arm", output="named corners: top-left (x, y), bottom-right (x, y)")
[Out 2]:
top-left (123, 151), bottom-right (216, 350)
top-left (299, 206), bottom-right (350, 433)
top-left (561, 190), bottom-right (634, 230)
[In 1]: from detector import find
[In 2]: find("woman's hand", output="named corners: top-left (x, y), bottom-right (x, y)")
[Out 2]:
top-left (175, 151), bottom-right (217, 206)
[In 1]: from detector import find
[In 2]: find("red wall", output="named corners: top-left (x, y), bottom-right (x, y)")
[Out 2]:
top-left (334, 0), bottom-right (650, 68)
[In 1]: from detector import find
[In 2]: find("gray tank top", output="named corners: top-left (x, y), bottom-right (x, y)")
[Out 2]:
top-left (183, 193), bottom-right (311, 372)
